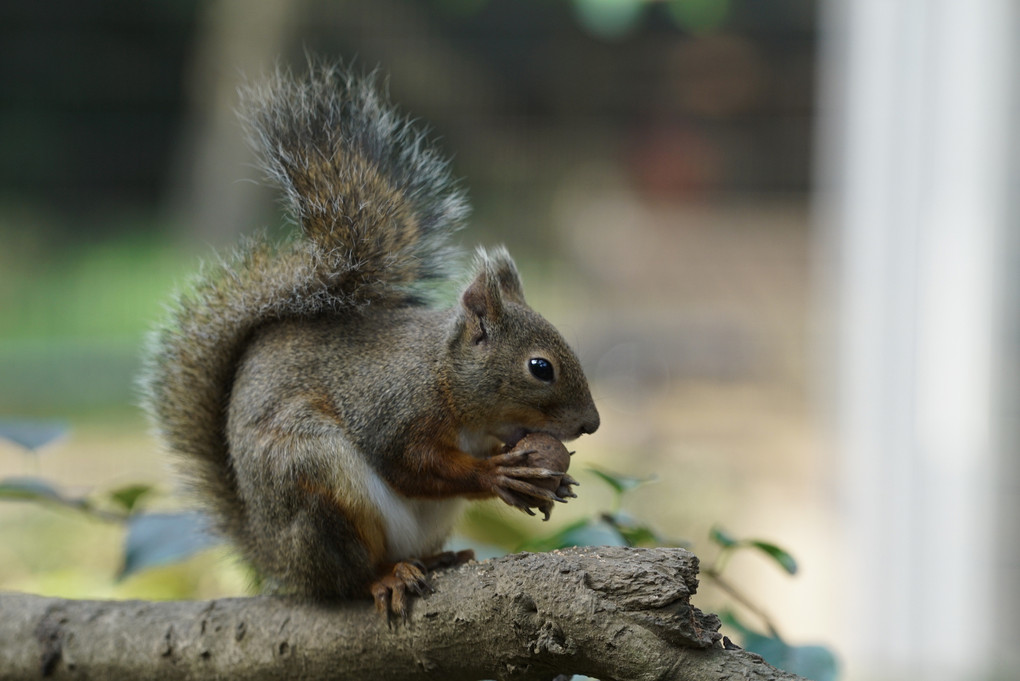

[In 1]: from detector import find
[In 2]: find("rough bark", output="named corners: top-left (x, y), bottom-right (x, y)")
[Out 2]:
top-left (0, 546), bottom-right (804, 681)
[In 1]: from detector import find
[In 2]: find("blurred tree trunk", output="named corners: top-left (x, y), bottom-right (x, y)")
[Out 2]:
top-left (167, 0), bottom-right (305, 244)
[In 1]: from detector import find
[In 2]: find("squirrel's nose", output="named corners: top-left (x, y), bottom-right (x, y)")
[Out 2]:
top-left (577, 408), bottom-right (600, 437)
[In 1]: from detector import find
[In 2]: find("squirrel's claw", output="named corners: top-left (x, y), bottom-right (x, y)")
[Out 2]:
top-left (371, 560), bottom-right (431, 624)
top-left (370, 550), bottom-right (475, 625)
top-left (493, 486), bottom-right (538, 515)
top-left (489, 449), bottom-right (538, 467)
top-left (556, 485), bottom-right (578, 499)
top-left (489, 435), bottom-right (579, 520)
top-left (497, 466), bottom-right (563, 480)
top-left (498, 476), bottom-right (564, 503)
top-left (556, 474), bottom-right (579, 500)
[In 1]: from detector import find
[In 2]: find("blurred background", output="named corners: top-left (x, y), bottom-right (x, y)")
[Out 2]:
top-left (0, 1), bottom-right (1016, 680)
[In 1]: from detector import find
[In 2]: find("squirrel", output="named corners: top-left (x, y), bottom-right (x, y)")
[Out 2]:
top-left (141, 62), bottom-right (600, 616)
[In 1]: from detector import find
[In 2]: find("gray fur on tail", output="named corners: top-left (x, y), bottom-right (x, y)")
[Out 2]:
top-left (240, 60), bottom-right (468, 293)
top-left (140, 60), bottom-right (468, 549)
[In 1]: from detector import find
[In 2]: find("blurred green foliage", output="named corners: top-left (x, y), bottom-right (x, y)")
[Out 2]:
top-left (0, 232), bottom-right (193, 414)
top-left (0, 234), bottom-right (190, 340)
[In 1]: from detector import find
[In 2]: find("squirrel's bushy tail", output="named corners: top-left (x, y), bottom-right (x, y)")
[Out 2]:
top-left (242, 62), bottom-right (468, 293)
top-left (141, 61), bottom-right (468, 546)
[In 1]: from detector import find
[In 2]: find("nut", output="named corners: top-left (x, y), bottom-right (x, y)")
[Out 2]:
top-left (515, 432), bottom-right (571, 491)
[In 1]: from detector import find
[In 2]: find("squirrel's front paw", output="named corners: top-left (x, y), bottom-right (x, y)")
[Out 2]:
top-left (489, 433), bottom-right (576, 520)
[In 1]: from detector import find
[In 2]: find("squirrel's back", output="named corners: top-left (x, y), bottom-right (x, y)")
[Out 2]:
top-left (141, 62), bottom-right (469, 547)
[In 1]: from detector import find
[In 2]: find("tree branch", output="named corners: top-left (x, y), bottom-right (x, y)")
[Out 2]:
top-left (0, 546), bottom-right (804, 680)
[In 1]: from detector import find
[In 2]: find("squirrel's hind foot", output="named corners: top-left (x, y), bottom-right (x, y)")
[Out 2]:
top-left (370, 550), bottom-right (474, 623)
top-left (371, 560), bottom-right (430, 623)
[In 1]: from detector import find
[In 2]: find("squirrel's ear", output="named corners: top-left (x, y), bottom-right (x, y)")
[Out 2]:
top-left (460, 247), bottom-right (525, 340)
top-left (485, 247), bottom-right (526, 306)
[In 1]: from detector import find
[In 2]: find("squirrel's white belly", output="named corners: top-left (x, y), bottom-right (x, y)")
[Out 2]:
top-left (362, 465), bottom-right (466, 562)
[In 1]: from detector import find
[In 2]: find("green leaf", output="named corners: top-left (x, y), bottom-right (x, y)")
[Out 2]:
top-left (119, 512), bottom-right (222, 579)
top-left (614, 523), bottom-right (660, 547)
top-left (459, 503), bottom-right (531, 551)
top-left (721, 612), bottom-right (839, 681)
top-left (558, 520), bottom-right (629, 549)
top-left (666, 0), bottom-right (731, 34)
top-left (0, 477), bottom-right (66, 503)
top-left (602, 511), bottom-right (686, 548)
top-left (107, 484), bottom-right (154, 514)
top-left (573, 0), bottom-right (645, 40)
top-left (518, 518), bottom-right (627, 553)
top-left (709, 525), bottom-right (739, 548)
top-left (518, 519), bottom-right (587, 552)
top-left (586, 467), bottom-right (656, 496)
top-left (710, 528), bottom-right (799, 575)
top-left (0, 476), bottom-right (91, 514)
top-left (0, 420), bottom-right (68, 451)
top-left (749, 540), bottom-right (798, 576)
top-left (775, 644), bottom-right (839, 681)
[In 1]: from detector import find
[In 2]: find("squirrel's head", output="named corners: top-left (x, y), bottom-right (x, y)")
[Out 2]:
top-left (447, 247), bottom-right (600, 447)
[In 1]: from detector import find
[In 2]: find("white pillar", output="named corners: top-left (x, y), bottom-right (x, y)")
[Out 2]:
top-left (815, 1), bottom-right (1016, 678)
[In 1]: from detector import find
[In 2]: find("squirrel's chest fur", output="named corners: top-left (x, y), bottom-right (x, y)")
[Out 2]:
top-left (358, 460), bottom-right (466, 561)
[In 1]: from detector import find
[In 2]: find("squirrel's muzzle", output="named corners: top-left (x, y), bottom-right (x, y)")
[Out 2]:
top-left (577, 408), bottom-right (600, 438)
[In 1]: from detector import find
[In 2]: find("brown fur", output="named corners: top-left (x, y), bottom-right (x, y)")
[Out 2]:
top-left (141, 62), bottom-right (598, 603)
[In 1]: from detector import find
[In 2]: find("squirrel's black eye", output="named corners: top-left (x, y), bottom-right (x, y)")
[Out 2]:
top-left (528, 357), bottom-right (555, 382)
